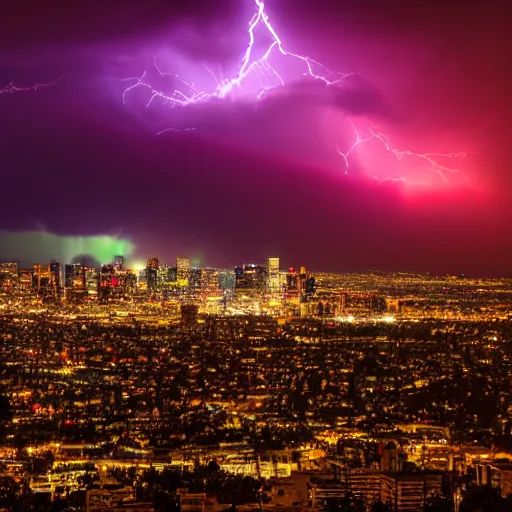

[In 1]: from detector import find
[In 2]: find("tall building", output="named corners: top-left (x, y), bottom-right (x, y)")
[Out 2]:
top-left (99, 264), bottom-right (136, 301)
top-left (306, 276), bottom-right (316, 298)
top-left (166, 266), bottom-right (177, 283)
top-left (65, 263), bottom-right (85, 289)
top-left (32, 264), bottom-right (52, 298)
top-left (267, 257), bottom-right (280, 293)
top-left (286, 268), bottom-right (298, 296)
top-left (85, 268), bottom-right (100, 297)
top-left (189, 268), bottom-right (202, 291)
top-left (112, 255), bottom-right (125, 271)
top-left (122, 270), bottom-right (137, 297)
top-left (177, 257), bottom-right (191, 285)
top-left (235, 263), bottom-right (266, 295)
top-left (201, 268), bottom-right (221, 313)
top-left (18, 269), bottom-right (33, 296)
top-left (219, 270), bottom-right (235, 303)
top-left (298, 266), bottom-right (307, 298)
top-left (154, 265), bottom-right (169, 291)
top-left (99, 264), bottom-right (116, 302)
top-left (146, 257), bottom-right (160, 292)
top-left (201, 268), bottom-right (220, 295)
top-left (157, 265), bottom-right (177, 292)
top-left (64, 263), bottom-right (86, 301)
top-left (0, 262), bottom-right (18, 294)
top-left (49, 260), bottom-right (61, 297)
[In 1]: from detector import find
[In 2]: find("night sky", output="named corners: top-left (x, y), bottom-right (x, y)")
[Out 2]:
top-left (0, 0), bottom-right (510, 275)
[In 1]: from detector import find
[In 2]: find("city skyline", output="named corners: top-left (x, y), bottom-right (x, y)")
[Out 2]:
top-left (1, 246), bottom-right (510, 279)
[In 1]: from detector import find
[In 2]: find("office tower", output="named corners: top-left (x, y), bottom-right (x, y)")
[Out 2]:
top-left (177, 257), bottom-right (191, 285)
top-left (32, 264), bottom-right (52, 298)
top-left (157, 266), bottom-right (177, 293)
top-left (85, 268), bottom-right (100, 297)
top-left (49, 260), bottom-right (61, 297)
top-left (65, 263), bottom-right (85, 289)
top-left (64, 263), bottom-right (86, 301)
top-left (112, 255), bottom-right (125, 271)
top-left (64, 264), bottom-right (72, 288)
top-left (0, 262), bottom-right (18, 294)
top-left (298, 266), bottom-right (307, 298)
top-left (306, 276), bottom-right (316, 297)
top-left (154, 265), bottom-right (169, 290)
top-left (219, 270), bottom-right (235, 303)
top-left (234, 263), bottom-right (267, 295)
top-left (201, 268), bottom-right (220, 295)
top-left (99, 264), bottom-right (134, 301)
top-left (189, 267), bottom-right (202, 291)
top-left (18, 269), bottom-right (33, 296)
top-left (201, 268), bottom-right (220, 313)
top-left (166, 266), bottom-right (177, 283)
top-left (286, 267), bottom-right (298, 294)
top-left (267, 257), bottom-right (280, 293)
top-left (146, 257), bottom-right (160, 292)
top-left (99, 264), bottom-right (116, 302)
top-left (340, 293), bottom-right (347, 313)
top-left (123, 270), bottom-right (137, 297)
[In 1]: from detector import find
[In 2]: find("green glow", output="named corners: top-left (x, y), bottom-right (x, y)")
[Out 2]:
top-left (190, 256), bottom-right (202, 267)
top-left (0, 231), bottom-right (134, 266)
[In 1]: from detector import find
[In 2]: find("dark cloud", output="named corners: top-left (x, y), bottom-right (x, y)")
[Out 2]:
top-left (71, 255), bottom-right (100, 268)
top-left (0, 1), bottom-right (239, 49)
top-left (0, 0), bottom-right (510, 274)
top-left (280, 77), bottom-right (390, 117)
top-left (330, 78), bottom-right (389, 118)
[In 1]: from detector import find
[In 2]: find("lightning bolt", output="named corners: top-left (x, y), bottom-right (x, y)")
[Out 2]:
top-left (0, 77), bottom-right (61, 95)
top-left (122, 0), bottom-right (351, 108)
top-left (337, 126), bottom-right (467, 185)
top-left (336, 128), bottom-right (377, 175)
top-left (122, 0), bottom-right (467, 186)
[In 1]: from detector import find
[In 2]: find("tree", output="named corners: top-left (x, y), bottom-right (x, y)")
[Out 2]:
top-left (215, 474), bottom-right (261, 511)
top-left (208, 460), bottom-right (221, 472)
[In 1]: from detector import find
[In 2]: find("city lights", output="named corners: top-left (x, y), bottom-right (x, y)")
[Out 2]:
top-left (0, 258), bottom-right (512, 510)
